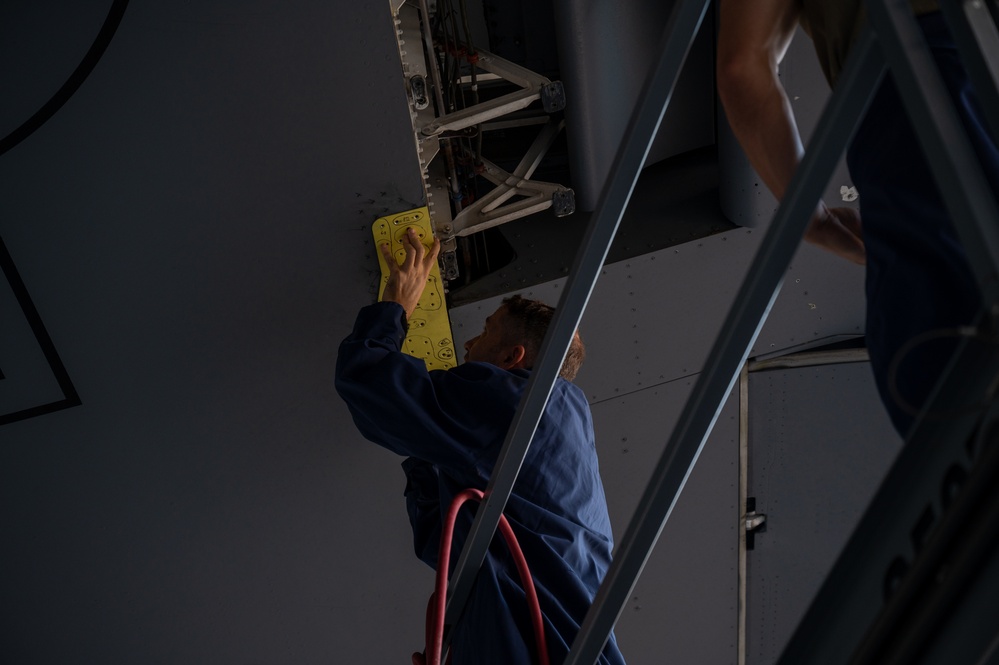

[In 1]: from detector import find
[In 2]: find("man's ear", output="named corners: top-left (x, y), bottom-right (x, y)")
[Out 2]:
top-left (500, 344), bottom-right (527, 370)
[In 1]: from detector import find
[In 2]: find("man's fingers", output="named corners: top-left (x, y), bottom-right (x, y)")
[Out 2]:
top-left (385, 229), bottom-right (439, 276)
top-left (424, 237), bottom-right (441, 268)
top-left (400, 228), bottom-right (422, 269)
top-left (379, 242), bottom-right (398, 270)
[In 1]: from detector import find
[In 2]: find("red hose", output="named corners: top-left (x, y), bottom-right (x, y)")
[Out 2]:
top-left (415, 488), bottom-right (549, 665)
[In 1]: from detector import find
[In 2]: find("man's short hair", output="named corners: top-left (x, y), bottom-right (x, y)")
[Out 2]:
top-left (500, 295), bottom-right (585, 381)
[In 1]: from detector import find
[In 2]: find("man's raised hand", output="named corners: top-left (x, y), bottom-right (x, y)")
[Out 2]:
top-left (380, 227), bottom-right (442, 319)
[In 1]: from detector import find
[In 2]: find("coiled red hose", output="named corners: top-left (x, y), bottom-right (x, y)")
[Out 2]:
top-left (413, 488), bottom-right (549, 665)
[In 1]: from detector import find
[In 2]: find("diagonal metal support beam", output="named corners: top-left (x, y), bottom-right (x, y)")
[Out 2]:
top-left (419, 48), bottom-right (558, 136)
top-left (564, 25), bottom-right (886, 665)
top-left (439, 0), bottom-right (714, 654)
top-left (453, 182), bottom-right (563, 235)
top-left (422, 87), bottom-right (544, 136)
top-left (473, 48), bottom-right (554, 90)
top-left (452, 120), bottom-right (570, 236)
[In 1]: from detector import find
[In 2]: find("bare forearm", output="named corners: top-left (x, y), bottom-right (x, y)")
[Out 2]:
top-left (716, 0), bottom-right (802, 201)
top-left (718, 62), bottom-right (803, 201)
top-left (716, 0), bottom-right (866, 265)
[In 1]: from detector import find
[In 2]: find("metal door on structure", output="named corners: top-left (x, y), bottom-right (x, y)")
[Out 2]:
top-left (743, 360), bottom-right (903, 664)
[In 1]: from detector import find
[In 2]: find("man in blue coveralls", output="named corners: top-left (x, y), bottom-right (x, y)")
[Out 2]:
top-left (335, 229), bottom-right (627, 664)
top-left (716, 0), bottom-right (999, 437)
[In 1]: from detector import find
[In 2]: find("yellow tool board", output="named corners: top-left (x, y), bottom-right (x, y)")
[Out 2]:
top-left (372, 207), bottom-right (457, 370)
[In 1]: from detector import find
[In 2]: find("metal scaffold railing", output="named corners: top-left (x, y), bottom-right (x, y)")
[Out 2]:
top-left (439, 0), bottom-right (999, 663)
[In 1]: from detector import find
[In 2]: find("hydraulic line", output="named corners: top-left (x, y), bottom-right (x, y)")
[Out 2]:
top-left (414, 488), bottom-right (549, 665)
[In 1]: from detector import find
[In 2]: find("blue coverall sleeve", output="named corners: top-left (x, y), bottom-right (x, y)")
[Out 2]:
top-left (401, 457), bottom-right (442, 566)
top-left (335, 302), bottom-right (512, 472)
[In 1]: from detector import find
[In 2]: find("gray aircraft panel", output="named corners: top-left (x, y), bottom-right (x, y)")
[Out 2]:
top-left (590, 384), bottom-right (739, 665)
top-left (745, 362), bottom-right (902, 664)
top-left (1, 1), bottom-right (431, 662)
top-left (451, 229), bottom-right (865, 403)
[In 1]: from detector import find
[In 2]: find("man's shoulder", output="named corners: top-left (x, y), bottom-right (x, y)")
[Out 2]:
top-left (544, 377), bottom-right (594, 430)
top-left (552, 376), bottom-right (589, 404)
